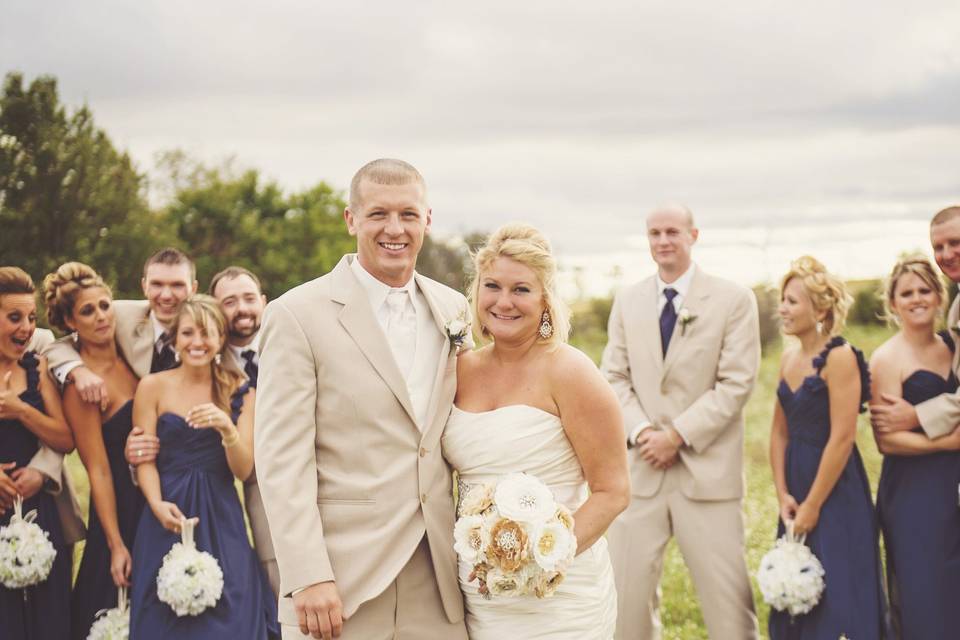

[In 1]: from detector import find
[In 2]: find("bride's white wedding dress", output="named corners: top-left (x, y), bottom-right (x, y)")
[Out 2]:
top-left (442, 404), bottom-right (618, 640)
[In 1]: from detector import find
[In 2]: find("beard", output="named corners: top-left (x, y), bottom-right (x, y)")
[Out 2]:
top-left (229, 313), bottom-right (260, 340)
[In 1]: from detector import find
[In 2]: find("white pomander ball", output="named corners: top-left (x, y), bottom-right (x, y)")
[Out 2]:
top-left (0, 496), bottom-right (57, 589)
top-left (87, 586), bottom-right (130, 639)
top-left (156, 517), bottom-right (224, 616)
top-left (757, 526), bottom-right (825, 617)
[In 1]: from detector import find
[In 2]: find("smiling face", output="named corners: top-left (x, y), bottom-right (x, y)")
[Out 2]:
top-left (141, 262), bottom-right (197, 326)
top-left (344, 179), bottom-right (431, 287)
top-left (67, 286), bottom-right (115, 347)
top-left (477, 257), bottom-right (545, 344)
top-left (0, 293), bottom-right (36, 361)
top-left (778, 277), bottom-right (822, 337)
top-left (890, 271), bottom-right (941, 330)
top-left (931, 216), bottom-right (960, 283)
top-left (211, 274), bottom-right (265, 345)
top-left (174, 311), bottom-right (224, 368)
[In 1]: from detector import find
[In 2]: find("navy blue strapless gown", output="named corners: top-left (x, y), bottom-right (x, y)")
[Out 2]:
top-left (129, 385), bottom-right (278, 639)
top-left (0, 352), bottom-right (71, 639)
top-left (769, 338), bottom-right (889, 640)
top-left (71, 399), bottom-right (145, 639)
top-left (877, 354), bottom-right (960, 639)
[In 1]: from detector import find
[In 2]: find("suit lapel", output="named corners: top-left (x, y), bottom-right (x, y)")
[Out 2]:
top-left (635, 278), bottom-right (664, 374)
top-left (662, 269), bottom-right (710, 379)
top-left (129, 315), bottom-right (156, 378)
top-left (331, 257), bottom-right (417, 426)
top-left (416, 274), bottom-right (454, 436)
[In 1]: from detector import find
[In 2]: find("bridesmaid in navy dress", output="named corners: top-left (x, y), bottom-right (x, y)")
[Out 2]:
top-left (42, 262), bottom-right (146, 639)
top-left (128, 294), bottom-right (278, 638)
top-left (870, 256), bottom-right (960, 639)
top-left (769, 256), bottom-right (888, 639)
top-left (0, 266), bottom-right (75, 639)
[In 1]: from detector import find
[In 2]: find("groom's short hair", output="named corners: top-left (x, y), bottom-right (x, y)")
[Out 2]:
top-left (931, 206), bottom-right (960, 226)
top-left (349, 158), bottom-right (427, 209)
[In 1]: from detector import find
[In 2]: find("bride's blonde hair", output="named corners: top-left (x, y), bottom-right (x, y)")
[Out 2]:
top-left (468, 223), bottom-right (570, 348)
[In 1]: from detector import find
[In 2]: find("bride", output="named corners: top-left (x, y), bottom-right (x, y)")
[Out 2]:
top-left (442, 223), bottom-right (630, 639)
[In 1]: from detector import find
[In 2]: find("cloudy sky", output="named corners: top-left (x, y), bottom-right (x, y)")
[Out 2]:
top-left (4, 1), bottom-right (959, 295)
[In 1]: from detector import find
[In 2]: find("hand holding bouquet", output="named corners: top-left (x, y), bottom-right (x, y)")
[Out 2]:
top-left (156, 517), bottom-right (224, 616)
top-left (0, 495), bottom-right (56, 589)
top-left (757, 523), bottom-right (825, 616)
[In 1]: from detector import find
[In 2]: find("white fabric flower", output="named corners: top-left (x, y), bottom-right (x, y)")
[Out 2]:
top-left (531, 520), bottom-right (576, 572)
top-left (453, 514), bottom-right (488, 565)
top-left (459, 482), bottom-right (495, 516)
top-left (493, 473), bottom-right (557, 524)
top-left (757, 534), bottom-right (825, 616)
top-left (156, 519), bottom-right (223, 617)
top-left (0, 497), bottom-right (57, 589)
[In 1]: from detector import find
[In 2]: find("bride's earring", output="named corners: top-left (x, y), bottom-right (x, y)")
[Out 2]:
top-left (539, 310), bottom-right (553, 339)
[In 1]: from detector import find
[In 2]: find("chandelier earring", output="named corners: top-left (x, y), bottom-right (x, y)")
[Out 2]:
top-left (214, 353), bottom-right (222, 365)
top-left (539, 309), bottom-right (554, 340)
top-left (815, 320), bottom-right (824, 335)
top-left (173, 349), bottom-right (181, 363)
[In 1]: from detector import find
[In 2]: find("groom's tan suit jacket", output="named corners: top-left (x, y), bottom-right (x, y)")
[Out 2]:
top-left (917, 295), bottom-right (960, 438)
top-left (254, 255), bottom-right (468, 625)
top-left (602, 268), bottom-right (760, 500)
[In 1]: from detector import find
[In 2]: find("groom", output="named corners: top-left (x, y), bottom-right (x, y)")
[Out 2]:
top-left (254, 159), bottom-right (470, 640)
top-left (601, 204), bottom-right (760, 639)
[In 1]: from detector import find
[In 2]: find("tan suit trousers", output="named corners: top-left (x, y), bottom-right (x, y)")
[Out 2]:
top-left (609, 468), bottom-right (758, 640)
top-left (281, 536), bottom-right (468, 640)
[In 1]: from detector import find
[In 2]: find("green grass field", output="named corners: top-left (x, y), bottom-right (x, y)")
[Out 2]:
top-left (65, 324), bottom-right (893, 638)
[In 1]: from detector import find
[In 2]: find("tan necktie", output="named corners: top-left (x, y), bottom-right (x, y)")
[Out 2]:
top-left (385, 289), bottom-right (416, 377)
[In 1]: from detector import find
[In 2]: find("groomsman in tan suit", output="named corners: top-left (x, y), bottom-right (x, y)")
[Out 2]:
top-left (255, 159), bottom-right (470, 640)
top-left (601, 204), bottom-right (760, 639)
top-left (873, 205), bottom-right (960, 438)
top-left (208, 265), bottom-right (279, 595)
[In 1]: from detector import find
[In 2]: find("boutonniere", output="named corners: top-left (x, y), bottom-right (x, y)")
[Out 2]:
top-left (678, 308), bottom-right (697, 336)
top-left (445, 316), bottom-right (469, 351)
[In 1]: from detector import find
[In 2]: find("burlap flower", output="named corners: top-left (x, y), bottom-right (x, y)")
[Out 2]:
top-left (487, 518), bottom-right (529, 572)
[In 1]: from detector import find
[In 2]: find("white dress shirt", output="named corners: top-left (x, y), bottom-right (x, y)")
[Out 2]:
top-left (350, 258), bottom-right (444, 429)
top-left (228, 331), bottom-right (261, 368)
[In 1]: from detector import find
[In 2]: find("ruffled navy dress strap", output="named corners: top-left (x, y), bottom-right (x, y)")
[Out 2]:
top-left (230, 380), bottom-right (253, 424)
top-left (812, 336), bottom-right (871, 412)
top-left (19, 350), bottom-right (41, 392)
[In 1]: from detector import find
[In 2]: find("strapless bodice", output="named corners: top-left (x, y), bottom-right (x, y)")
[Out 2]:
top-left (442, 404), bottom-right (587, 510)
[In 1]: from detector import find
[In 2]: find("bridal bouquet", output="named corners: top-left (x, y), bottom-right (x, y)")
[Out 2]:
top-left (757, 525), bottom-right (825, 616)
top-left (87, 586), bottom-right (130, 640)
top-left (0, 496), bottom-right (57, 589)
top-left (454, 472), bottom-right (577, 599)
top-left (156, 517), bottom-right (223, 616)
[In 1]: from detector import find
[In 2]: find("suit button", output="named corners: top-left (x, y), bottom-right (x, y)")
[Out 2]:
top-left (419, 447), bottom-right (427, 457)
top-left (421, 493), bottom-right (428, 504)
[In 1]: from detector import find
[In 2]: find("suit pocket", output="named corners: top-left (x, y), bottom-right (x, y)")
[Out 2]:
top-left (316, 497), bottom-right (376, 505)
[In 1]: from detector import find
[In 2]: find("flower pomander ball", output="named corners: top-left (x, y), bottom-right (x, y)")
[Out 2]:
top-left (156, 517), bottom-right (224, 616)
top-left (0, 496), bottom-right (57, 589)
top-left (87, 586), bottom-right (130, 639)
top-left (757, 525), bottom-right (825, 616)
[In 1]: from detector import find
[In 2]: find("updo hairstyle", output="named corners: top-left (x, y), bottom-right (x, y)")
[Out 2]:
top-left (42, 262), bottom-right (112, 334)
top-left (468, 223), bottom-right (570, 348)
top-left (780, 256), bottom-right (852, 336)
top-left (0, 267), bottom-right (35, 296)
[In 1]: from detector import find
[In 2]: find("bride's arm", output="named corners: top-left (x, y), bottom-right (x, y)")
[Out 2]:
top-left (551, 346), bottom-right (631, 554)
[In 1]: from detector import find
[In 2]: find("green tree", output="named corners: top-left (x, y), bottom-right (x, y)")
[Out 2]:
top-left (0, 72), bottom-right (166, 298)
